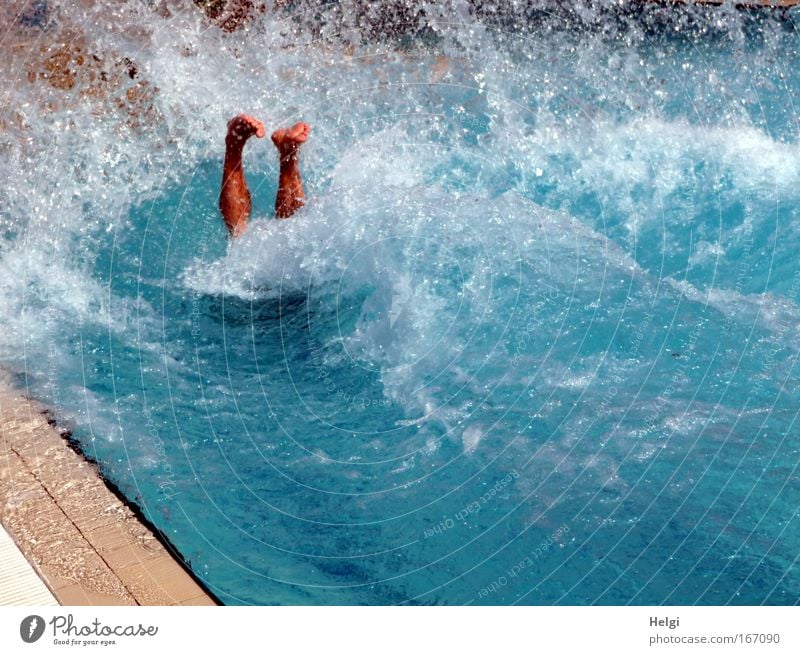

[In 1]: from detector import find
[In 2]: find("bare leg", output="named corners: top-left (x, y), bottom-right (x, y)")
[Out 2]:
top-left (271, 122), bottom-right (310, 219)
top-left (219, 114), bottom-right (265, 237)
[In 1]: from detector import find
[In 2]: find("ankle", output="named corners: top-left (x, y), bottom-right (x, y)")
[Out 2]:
top-left (228, 125), bottom-right (257, 146)
top-left (279, 152), bottom-right (299, 166)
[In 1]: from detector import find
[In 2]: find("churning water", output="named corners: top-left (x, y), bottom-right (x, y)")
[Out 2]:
top-left (1, 0), bottom-right (799, 604)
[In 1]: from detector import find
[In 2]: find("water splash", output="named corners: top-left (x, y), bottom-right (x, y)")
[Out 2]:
top-left (1, 0), bottom-right (799, 604)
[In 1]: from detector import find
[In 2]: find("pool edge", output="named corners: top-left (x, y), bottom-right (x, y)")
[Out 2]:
top-left (0, 377), bottom-right (220, 607)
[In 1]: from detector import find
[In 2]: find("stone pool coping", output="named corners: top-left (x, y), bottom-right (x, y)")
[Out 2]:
top-left (0, 379), bottom-right (218, 606)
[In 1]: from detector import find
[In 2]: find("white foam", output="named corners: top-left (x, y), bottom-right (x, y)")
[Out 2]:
top-left (461, 424), bottom-right (483, 454)
top-left (0, 0), bottom-right (798, 464)
top-left (666, 276), bottom-right (800, 347)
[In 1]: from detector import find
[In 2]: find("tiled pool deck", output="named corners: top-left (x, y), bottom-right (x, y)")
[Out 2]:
top-left (0, 381), bottom-right (216, 606)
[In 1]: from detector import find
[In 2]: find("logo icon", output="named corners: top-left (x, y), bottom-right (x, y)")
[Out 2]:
top-left (20, 615), bottom-right (45, 643)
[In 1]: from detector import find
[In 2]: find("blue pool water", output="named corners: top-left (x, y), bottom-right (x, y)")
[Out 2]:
top-left (1, 1), bottom-right (799, 604)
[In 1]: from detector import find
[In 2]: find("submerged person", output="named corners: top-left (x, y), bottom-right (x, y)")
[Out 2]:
top-left (219, 114), bottom-right (311, 237)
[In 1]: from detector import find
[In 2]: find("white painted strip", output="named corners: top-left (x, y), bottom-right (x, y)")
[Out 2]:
top-left (0, 524), bottom-right (58, 606)
top-left (0, 606), bottom-right (799, 654)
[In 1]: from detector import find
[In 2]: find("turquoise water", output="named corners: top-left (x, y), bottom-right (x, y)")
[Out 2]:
top-left (1, 1), bottom-right (800, 604)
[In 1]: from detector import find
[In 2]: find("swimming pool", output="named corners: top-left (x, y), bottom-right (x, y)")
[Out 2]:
top-left (1, 0), bottom-right (799, 604)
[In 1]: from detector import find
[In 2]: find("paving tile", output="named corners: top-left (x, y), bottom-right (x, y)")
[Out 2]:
top-left (56, 580), bottom-right (136, 607)
top-left (119, 555), bottom-right (208, 605)
top-left (35, 566), bottom-right (82, 593)
top-left (0, 451), bottom-right (49, 508)
top-left (63, 499), bottom-right (132, 535)
top-left (85, 521), bottom-right (163, 570)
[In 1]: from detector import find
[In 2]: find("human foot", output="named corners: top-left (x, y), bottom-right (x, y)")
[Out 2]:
top-left (226, 114), bottom-right (265, 145)
top-left (271, 122), bottom-right (310, 157)
top-left (219, 114), bottom-right (264, 238)
top-left (272, 122), bottom-right (309, 218)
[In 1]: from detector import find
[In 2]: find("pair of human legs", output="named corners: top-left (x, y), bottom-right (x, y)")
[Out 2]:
top-left (219, 114), bottom-right (310, 237)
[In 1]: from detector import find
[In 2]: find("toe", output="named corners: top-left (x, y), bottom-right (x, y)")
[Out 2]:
top-left (291, 122), bottom-right (310, 142)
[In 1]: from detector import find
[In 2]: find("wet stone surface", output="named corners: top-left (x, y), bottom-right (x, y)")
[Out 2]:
top-left (0, 382), bottom-right (215, 606)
